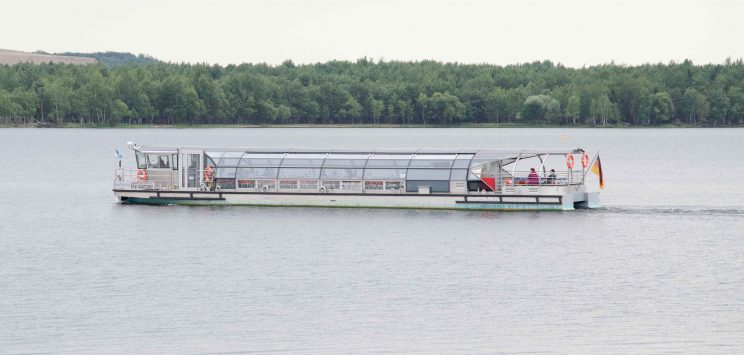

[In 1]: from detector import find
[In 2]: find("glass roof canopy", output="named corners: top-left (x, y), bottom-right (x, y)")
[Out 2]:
top-left (134, 145), bottom-right (585, 181)
top-left (204, 151), bottom-right (478, 180)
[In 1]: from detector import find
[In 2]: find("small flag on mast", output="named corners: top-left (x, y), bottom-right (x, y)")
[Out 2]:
top-left (114, 149), bottom-right (123, 160)
top-left (591, 155), bottom-right (604, 189)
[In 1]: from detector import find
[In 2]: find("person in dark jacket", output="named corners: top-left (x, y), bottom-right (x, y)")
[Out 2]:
top-left (547, 169), bottom-right (557, 184)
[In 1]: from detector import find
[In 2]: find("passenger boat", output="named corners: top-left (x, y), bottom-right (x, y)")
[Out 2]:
top-left (113, 142), bottom-right (602, 211)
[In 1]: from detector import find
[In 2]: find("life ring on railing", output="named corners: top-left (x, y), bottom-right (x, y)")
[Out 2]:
top-left (136, 169), bottom-right (148, 181)
top-left (566, 154), bottom-right (575, 169)
top-left (319, 185), bottom-right (327, 193)
top-left (581, 152), bottom-right (589, 168)
top-left (204, 166), bottom-right (214, 182)
top-left (504, 178), bottom-right (512, 185)
top-left (260, 185), bottom-right (270, 192)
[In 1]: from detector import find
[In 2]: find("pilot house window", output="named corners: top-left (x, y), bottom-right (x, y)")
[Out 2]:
top-left (147, 154), bottom-right (171, 169)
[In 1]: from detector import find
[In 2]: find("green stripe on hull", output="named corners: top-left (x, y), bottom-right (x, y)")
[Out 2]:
top-left (121, 197), bottom-right (568, 211)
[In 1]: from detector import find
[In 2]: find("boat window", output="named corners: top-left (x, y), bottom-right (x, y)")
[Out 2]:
top-left (217, 152), bottom-right (244, 167)
top-left (256, 179), bottom-right (276, 190)
top-left (453, 154), bottom-right (474, 168)
top-left (215, 167), bottom-right (237, 178)
top-left (365, 181), bottom-right (384, 190)
top-left (384, 181), bottom-right (403, 190)
top-left (215, 178), bottom-right (236, 189)
top-left (135, 151), bottom-right (147, 169)
top-left (279, 180), bottom-right (299, 189)
top-left (323, 154), bottom-right (369, 168)
top-left (280, 153), bottom-right (327, 167)
top-left (450, 169), bottom-right (468, 180)
top-left (171, 154), bottom-right (178, 170)
top-left (147, 154), bottom-right (171, 169)
top-left (277, 168), bottom-right (321, 179)
top-left (363, 168), bottom-right (407, 180)
top-left (366, 154), bottom-right (412, 168)
top-left (239, 153), bottom-right (285, 167)
top-left (341, 181), bottom-right (362, 191)
top-left (406, 180), bottom-right (450, 193)
top-left (236, 167), bottom-right (278, 179)
top-left (409, 154), bottom-right (457, 169)
top-left (205, 155), bottom-right (217, 169)
top-left (299, 180), bottom-right (318, 190)
top-left (321, 180), bottom-right (341, 190)
top-left (405, 169), bottom-right (451, 180)
top-left (238, 179), bottom-right (256, 189)
top-left (320, 168), bottom-right (363, 179)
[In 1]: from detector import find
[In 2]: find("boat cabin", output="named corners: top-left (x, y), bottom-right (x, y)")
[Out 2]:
top-left (115, 143), bottom-right (592, 196)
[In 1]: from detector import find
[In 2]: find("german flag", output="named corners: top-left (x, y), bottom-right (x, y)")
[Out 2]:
top-left (591, 155), bottom-right (604, 190)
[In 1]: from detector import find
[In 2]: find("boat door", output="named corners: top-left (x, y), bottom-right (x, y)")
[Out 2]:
top-left (180, 151), bottom-right (203, 190)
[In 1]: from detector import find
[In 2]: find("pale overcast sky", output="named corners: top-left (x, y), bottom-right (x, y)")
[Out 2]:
top-left (3, 0), bottom-right (743, 67)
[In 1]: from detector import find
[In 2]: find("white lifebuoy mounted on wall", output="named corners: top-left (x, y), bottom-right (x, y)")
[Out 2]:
top-left (261, 185), bottom-right (270, 192)
top-left (319, 185), bottom-right (327, 193)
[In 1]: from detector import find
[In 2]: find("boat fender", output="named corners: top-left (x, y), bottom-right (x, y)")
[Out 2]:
top-left (136, 169), bottom-right (148, 181)
top-left (566, 154), bottom-right (575, 169)
top-left (581, 152), bottom-right (589, 168)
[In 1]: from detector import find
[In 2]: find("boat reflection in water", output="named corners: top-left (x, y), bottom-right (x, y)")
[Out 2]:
top-left (113, 142), bottom-right (601, 211)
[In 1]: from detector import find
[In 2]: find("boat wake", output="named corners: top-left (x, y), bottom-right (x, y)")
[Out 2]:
top-left (594, 205), bottom-right (744, 217)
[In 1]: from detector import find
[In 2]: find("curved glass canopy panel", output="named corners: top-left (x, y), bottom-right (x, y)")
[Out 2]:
top-left (323, 154), bottom-right (369, 168)
top-left (280, 153), bottom-right (327, 167)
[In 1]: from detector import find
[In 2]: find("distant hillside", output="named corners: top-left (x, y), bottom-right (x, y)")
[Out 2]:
top-left (0, 49), bottom-right (96, 65)
top-left (52, 51), bottom-right (159, 66)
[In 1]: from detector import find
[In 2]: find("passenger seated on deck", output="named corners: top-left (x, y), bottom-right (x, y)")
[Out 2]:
top-left (547, 169), bottom-right (557, 184)
top-left (527, 168), bottom-right (540, 185)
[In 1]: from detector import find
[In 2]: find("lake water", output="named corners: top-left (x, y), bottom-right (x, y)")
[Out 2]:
top-left (1, 128), bottom-right (743, 354)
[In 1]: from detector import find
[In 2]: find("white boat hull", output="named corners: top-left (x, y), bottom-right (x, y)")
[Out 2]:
top-left (114, 189), bottom-right (599, 211)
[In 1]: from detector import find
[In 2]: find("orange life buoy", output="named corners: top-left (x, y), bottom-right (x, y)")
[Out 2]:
top-left (581, 152), bottom-right (589, 168)
top-left (204, 166), bottom-right (214, 182)
top-left (136, 169), bottom-right (148, 181)
top-left (566, 154), bottom-right (575, 169)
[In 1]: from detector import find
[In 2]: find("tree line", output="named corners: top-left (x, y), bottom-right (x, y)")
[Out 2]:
top-left (1, 58), bottom-right (744, 126)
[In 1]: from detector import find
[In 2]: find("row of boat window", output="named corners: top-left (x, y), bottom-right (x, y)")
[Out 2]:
top-left (200, 152), bottom-right (483, 182)
top-left (213, 167), bottom-right (477, 180)
top-left (205, 152), bottom-right (476, 169)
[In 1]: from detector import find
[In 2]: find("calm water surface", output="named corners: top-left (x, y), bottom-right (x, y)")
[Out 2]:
top-left (1, 128), bottom-right (743, 353)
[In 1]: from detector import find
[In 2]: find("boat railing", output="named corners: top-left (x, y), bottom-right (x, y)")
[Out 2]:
top-left (114, 168), bottom-right (585, 193)
top-left (500, 170), bottom-right (580, 186)
top-left (113, 168), bottom-right (180, 190)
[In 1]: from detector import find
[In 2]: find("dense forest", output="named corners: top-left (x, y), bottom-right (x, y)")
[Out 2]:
top-left (1, 58), bottom-right (744, 127)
